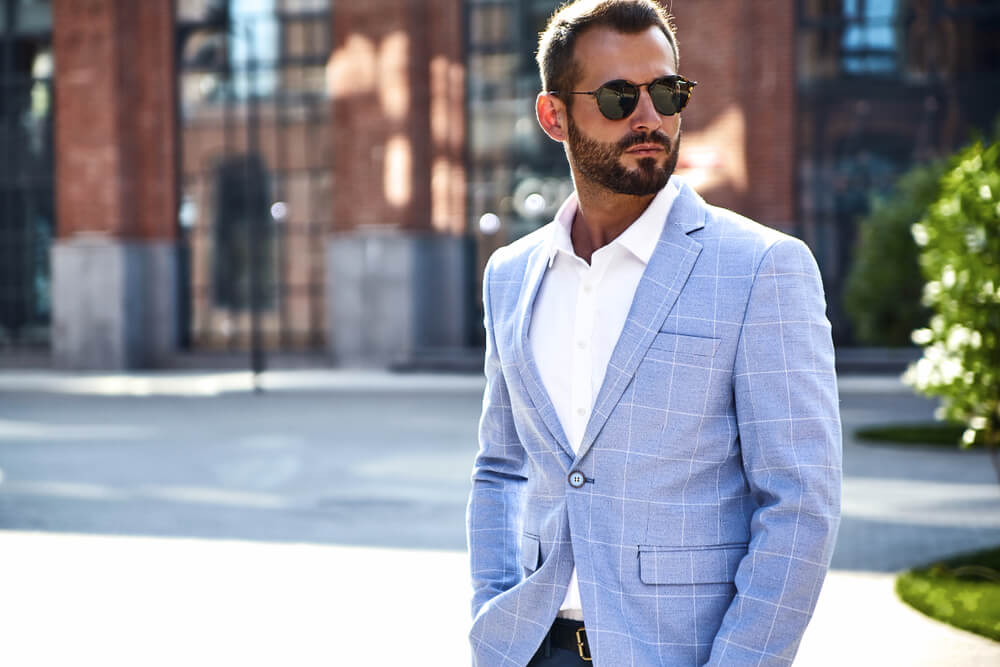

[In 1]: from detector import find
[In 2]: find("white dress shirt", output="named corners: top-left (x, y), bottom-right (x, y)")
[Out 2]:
top-left (528, 180), bottom-right (679, 616)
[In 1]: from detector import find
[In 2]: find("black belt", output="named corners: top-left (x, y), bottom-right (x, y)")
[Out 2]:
top-left (547, 618), bottom-right (592, 661)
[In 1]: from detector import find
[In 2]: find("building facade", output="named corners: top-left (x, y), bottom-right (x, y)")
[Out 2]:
top-left (1, 0), bottom-right (998, 368)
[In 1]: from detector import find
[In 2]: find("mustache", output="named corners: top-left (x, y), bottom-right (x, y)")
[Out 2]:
top-left (617, 131), bottom-right (671, 152)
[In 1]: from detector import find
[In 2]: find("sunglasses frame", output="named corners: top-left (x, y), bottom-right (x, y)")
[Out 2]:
top-left (550, 75), bottom-right (697, 121)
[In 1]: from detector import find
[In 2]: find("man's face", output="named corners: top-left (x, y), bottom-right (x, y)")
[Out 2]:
top-left (563, 25), bottom-right (682, 196)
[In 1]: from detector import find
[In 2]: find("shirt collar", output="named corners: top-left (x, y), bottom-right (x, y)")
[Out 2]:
top-left (545, 179), bottom-right (679, 268)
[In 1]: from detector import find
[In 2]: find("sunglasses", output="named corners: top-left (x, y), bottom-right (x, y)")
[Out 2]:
top-left (551, 75), bottom-right (697, 120)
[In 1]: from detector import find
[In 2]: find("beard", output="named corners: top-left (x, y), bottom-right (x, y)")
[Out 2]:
top-left (566, 115), bottom-right (680, 196)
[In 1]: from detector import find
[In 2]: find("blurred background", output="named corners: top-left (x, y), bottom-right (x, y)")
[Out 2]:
top-left (1, 0), bottom-right (998, 371)
top-left (1, 1), bottom-right (999, 664)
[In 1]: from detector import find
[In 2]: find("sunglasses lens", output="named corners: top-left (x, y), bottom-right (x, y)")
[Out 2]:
top-left (649, 78), bottom-right (689, 116)
top-left (595, 82), bottom-right (639, 120)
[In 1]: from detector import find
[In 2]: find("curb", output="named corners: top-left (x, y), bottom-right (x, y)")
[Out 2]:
top-left (0, 370), bottom-right (486, 397)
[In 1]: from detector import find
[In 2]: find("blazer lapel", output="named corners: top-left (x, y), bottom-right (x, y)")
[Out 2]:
top-left (512, 239), bottom-right (575, 464)
top-left (574, 184), bottom-right (707, 464)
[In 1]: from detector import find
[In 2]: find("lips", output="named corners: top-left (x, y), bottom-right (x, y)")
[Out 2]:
top-left (625, 143), bottom-right (665, 154)
top-left (624, 144), bottom-right (666, 160)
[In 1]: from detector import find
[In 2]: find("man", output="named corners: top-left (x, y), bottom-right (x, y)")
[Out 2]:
top-left (466, 1), bottom-right (841, 665)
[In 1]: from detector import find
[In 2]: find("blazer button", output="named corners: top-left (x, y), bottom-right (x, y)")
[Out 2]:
top-left (568, 470), bottom-right (586, 488)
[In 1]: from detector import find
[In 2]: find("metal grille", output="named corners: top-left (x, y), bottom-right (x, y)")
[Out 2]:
top-left (177, 0), bottom-right (332, 352)
top-left (0, 0), bottom-right (53, 348)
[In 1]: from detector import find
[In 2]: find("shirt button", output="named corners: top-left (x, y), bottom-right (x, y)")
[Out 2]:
top-left (576, 407), bottom-right (586, 416)
top-left (577, 340), bottom-right (587, 349)
top-left (568, 470), bottom-right (586, 488)
top-left (582, 284), bottom-right (593, 294)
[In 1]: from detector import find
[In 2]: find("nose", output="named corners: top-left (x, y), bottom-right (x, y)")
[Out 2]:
top-left (629, 85), bottom-right (663, 133)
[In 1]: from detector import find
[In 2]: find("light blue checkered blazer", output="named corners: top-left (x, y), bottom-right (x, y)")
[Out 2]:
top-left (467, 182), bottom-right (842, 666)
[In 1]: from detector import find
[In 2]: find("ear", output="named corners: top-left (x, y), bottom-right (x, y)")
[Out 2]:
top-left (536, 92), bottom-right (568, 142)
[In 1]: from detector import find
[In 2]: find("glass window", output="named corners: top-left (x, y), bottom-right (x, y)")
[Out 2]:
top-left (212, 155), bottom-right (276, 310)
top-left (230, 0), bottom-right (279, 97)
top-left (176, 0), bottom-right (332, 349)
top-left (177, 0), bottom-right (226, 23)
top-left (0, 0), bottom-right (54, 345)
top-left (279, 0), bottom-right (327, 11)
top-left (15, 0), bottom-right (51, 34)
top-left (467, 0), bottom-right (569, 247)
top-left (469, 4), bottom-right (515, 47)
top-left (841, 0), bottom-right (899, 74)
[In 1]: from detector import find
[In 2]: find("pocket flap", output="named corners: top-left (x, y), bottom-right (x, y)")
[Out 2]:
top-left (638, 544), bottom-right (746, 584)
top-left (521, 533), bottom-right (540, 572)
top-left (648, 332), bottom-right (720, 358)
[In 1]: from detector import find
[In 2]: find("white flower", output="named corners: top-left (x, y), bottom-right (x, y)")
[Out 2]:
top-left (923, 281), bottom-right (942, 305)
top-left (911, 222), bottom-right (929, 247)
top-left (970, 330), bottom-right (982, 349)
top-left (911, 328), bottom-right (934, 345)
top-left (930, 315), bottom-right (946, 333)
top-left (979, 184), bottom-right (992, 200)
top-left (962, 428), bottom-right (976, 445)
top-left (939, 198), bottom-right (960, 217)
top-left (962, 155), bottom-right (983, 173)
top-left (946, 325), bottom-right (970, 351)
top-left (940, 358), bottom-right (963, 383)
top-left (941, 266), bottom-right (956, 289)
top-left (906, 357), bottom-right (936, 390)
top-left (965, 227), bottom-right (986, 252)
top-left (970, 416), bottom-right (988, 430)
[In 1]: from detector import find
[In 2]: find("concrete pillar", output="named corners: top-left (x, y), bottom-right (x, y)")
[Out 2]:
top-left (51, 0), bottom-right (178, 369)
top-left (326, 0), bottom-right (468, 365)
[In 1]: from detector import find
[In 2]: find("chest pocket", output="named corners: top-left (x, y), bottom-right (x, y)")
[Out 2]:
top-left (630, 332), bottom-right (725, 454)
top-left (647, 331), bottom-right (720, 359)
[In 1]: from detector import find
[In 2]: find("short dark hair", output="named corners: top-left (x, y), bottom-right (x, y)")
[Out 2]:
top-left (536, 0), bottom-right (679, 98)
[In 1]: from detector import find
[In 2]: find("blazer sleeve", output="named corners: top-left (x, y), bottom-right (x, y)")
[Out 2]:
top-left (466, 256), bottom-right (528, 619)
top-left (707, 237), bottom-right (842, 665)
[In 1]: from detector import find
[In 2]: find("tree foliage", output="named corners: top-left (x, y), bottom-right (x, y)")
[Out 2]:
top-left (844, 162), bottom-right (942, 345)
top-left (903, 138), bottom-right (1000, 478)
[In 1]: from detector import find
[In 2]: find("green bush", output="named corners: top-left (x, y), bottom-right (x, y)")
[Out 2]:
top-left (896, 545), bottom-right (1000, 642)
top-left (844, 162), bottom-right (942, 346)
top-left (903, 138), bottom-right (1000, 478)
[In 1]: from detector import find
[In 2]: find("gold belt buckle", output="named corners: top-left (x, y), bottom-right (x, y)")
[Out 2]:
top-left (575, 626), bottom-right (592, 661)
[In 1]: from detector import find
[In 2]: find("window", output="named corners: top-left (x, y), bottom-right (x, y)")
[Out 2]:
top-left (0, 0), bottom-right (53, 345)
top-left (230, 0), bottom-right (279, 98)
top-left (212, 155), bottom-right (276, 310)
top-left (177, 0), bottom-right (332, 348)
top-left (841, 0), bottom-right (898, 73)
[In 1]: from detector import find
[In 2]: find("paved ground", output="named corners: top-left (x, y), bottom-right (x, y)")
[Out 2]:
top-left (0, 369), bottom-right (997, 665)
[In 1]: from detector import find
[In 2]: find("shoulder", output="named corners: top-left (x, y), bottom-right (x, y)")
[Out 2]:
top-left (484, 222), bottom-right (552, 280)
top-left (690, 195), bottom-right (817, 275)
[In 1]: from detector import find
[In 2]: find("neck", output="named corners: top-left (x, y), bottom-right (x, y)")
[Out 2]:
top-left (570, 179), bottom-right (656, 264)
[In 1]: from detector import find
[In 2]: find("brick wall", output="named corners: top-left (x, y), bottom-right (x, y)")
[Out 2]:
top-left (330, 0), bottom-right (465, 233)
top-left (53, 0), bottom-right (176, 240)
top-left (670, 0), bottom-right (796, 230)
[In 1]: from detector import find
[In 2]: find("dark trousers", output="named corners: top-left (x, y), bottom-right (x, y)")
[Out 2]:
top-left (527, 646), bottom-right (591, 666)
top-left (527, 619), bottom-right (591, 666)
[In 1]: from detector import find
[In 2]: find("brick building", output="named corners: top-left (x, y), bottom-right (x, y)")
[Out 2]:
top-left (1, 0), bottom-right (998, 369)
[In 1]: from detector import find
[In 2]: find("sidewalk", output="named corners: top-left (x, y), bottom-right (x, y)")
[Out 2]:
top-left (0, 368), bottom-right (486, 396)
top-left (1, 531), bottom-right (996, 666)
top-left (1, 368), bottom-right (998, 665)
top-left (0, 367), bottom-right (913, 396)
